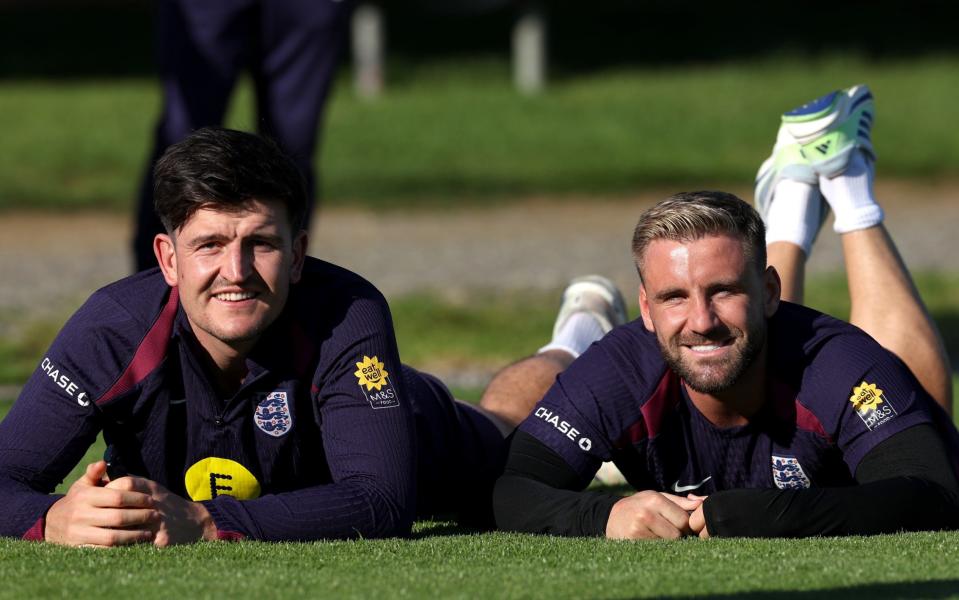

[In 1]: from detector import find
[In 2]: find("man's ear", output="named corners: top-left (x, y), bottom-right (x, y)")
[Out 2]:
top-left (763, 266), bottom-right (782, 317)
top-left (289, 229), bottom-right (308, 284)
top-left (154, 233), bottom-right (178, 287)
top-left (639, 285), bottom-right (655, 332)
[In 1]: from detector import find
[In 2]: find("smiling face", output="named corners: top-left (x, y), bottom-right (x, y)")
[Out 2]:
top-left (154, 198), bottom-right (307, 365)
top-left (638, 234), bottom-right (780, 394)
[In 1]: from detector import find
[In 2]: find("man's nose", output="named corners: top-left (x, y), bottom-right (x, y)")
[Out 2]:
top-left (688, 295), bottom-right (720, 334)
top-left (221, 242), bottom-right (253, 282)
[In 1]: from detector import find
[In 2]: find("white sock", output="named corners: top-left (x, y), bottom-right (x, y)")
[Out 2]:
top-left (764, 179), bottom-right (824, 256)
top-left (819, 151), bottom-right (884, 234)
top-left (539, 312), bottom-right (605, 359)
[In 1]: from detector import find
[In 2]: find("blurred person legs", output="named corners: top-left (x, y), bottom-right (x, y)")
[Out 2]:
top-left (478, 276), bottom-right (627, 428)
top-left (758, 85), bottom-right (952, 413)
top-left (133, 0), bottom-right (351, 271)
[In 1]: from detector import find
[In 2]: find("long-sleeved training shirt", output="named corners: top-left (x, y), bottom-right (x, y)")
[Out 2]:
top-left (0, 257), bottom-right (504, 541)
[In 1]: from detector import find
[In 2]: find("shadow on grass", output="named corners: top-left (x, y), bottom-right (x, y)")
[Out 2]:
top-left (411, 521), bottom-right (490, 539)
top-left (671, 579), bottom-right (959, 599)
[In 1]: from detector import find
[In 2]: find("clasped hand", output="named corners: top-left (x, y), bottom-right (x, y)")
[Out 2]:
top-left (605, 490), bottom-right (710, 540)
top-left (45, 461), bottom-right (215, 547)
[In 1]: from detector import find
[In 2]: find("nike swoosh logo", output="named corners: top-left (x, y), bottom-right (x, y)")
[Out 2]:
top-left (170, 398), bottom-right (187, 405)
top-left (671, 476), bottom-right (712, 493)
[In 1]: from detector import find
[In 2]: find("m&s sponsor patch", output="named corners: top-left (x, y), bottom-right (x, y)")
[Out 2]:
top-left (849, 381), bottom-right (897, 431)
top-left (354, 355), bottom-right (399, 409)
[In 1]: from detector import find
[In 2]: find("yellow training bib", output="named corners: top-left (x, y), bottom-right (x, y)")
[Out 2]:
top-left (184, 457), bottom-right (261, 501)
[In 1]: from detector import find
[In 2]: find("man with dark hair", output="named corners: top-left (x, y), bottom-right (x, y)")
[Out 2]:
top-left (152, 128), bottom-right (309, 234)
top-left (487, 86), bottom-right (959, 538)
top-left (0, 127), bottom-right (509, 546)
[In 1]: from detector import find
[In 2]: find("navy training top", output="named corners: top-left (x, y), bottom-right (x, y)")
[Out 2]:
top-left (518, 302), bottom-right (959, 494)
top-left (0, 257), bottom-right (449, 541)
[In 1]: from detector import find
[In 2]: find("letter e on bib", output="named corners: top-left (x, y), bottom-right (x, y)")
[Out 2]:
top-left (185, 457), bottom-right (261, 501)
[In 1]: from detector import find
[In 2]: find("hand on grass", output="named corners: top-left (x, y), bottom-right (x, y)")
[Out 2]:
top-left (106, 476), bottom-right (217, 547)
top-left (605, 490), bottom-right (704, 540)
top-left (44, 460), bottom-right (158, 547)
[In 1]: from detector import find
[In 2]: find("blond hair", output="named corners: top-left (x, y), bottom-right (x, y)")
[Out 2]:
top-left (631, 191), bottom-right (766, 281)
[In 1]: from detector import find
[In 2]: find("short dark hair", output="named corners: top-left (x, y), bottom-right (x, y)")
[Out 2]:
top-left (631, 191), bottom-right (766, 281)
top-left (153, 127), bottom-right (308, 234)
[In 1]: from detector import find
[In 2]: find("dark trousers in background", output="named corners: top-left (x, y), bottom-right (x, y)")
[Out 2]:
top-left (134, 0), bottom-right (351, 271)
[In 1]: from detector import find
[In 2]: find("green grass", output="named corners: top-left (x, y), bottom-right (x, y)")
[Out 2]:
top-left (0, 531), bottom-right (958, 598)
top-left (3, 55), bottom-right (959, 211)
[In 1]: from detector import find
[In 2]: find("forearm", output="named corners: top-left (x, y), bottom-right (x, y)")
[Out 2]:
top-left (493, 474), bottom-right (620, 537)
top-left (0, 475), bottom-right (62, 540)
top-left (492, 431), bottom-right (620, 537)
top-left (704, 476), bottom-right (959, 538)
top-left (203, 480), bottom-right (414, 541)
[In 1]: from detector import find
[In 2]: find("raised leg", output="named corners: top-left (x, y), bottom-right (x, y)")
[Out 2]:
top-left (478, 350), bottom-right (572, 429)
top-left (757, 85), bottom-right (952, 413)
top-left (478, 276), bottom-right (627, 428)
top-left (839, 223), bottom-right (952, 412)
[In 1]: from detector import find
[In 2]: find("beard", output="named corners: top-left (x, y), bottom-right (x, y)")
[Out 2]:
top-left (658, 322), bottom-right (766, 394)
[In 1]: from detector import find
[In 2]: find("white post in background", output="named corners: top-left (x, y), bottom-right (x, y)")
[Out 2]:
top-left (352, 3), bottom-right (384, 100)
top-left (512, 1), bottom-right (547, 95)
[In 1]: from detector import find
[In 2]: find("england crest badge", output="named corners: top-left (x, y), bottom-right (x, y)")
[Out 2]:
top-left (771, 455), bottom-right (811, 489)
top-left (254, 391), bottom-right (293, 437)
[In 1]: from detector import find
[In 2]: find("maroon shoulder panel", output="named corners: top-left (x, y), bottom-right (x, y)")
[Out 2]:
top-left (615, 370), bottom-right (681, 448)
top-left (795, 400), bottom-right (832, 442)
top-left (97, 287), bottom-right (180, 406)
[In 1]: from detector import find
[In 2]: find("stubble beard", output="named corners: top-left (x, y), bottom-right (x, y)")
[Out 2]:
top-left (658, 324), bottom-right (765, 394)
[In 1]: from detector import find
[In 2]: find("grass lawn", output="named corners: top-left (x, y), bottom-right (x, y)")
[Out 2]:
top-left (2, 531), bottom-right (959, 598)
top-left (3, 55), bottom-right (959, 212)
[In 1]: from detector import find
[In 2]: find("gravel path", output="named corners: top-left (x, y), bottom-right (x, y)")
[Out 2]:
top-left (2, 180), bottom-right (957, 329)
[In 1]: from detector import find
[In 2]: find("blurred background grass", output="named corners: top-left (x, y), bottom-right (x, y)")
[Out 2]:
top-left (2, 57), bottom-right (959, 212)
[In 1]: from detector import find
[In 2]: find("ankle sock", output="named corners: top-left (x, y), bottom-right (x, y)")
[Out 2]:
top-left (819, 151), bottom-right (884, 233)
top-left (539, 312), bottom-right (606, 359)
top-left (764, 179), bottom-right (823, 256)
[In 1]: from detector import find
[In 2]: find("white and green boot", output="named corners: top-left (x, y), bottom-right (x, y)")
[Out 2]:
top-left (782, 84), bottom-right (875, 178)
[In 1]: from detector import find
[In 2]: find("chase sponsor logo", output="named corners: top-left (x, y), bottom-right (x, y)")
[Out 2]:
top-left (849, 381), bottom-right (897, 431)
top-left (253, 391), bottom-right (293, 437)
top-left (534, 407), bottom-right (592, 451)
top-left (771, 455), bottom-right (811, 489)
top-left (40, 357), bottom-right (89, 406)
top-left (354, 355), bottom-right (399, 409)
